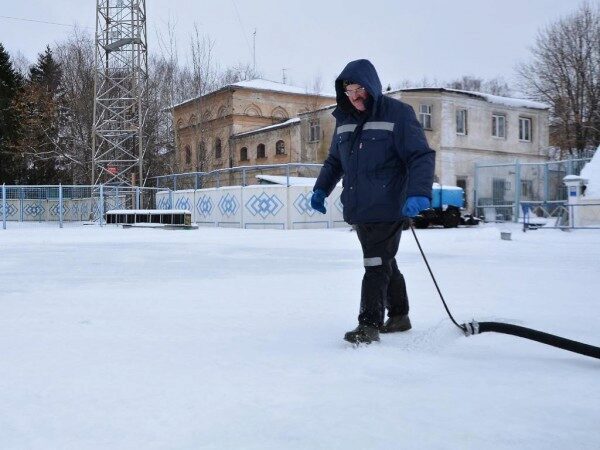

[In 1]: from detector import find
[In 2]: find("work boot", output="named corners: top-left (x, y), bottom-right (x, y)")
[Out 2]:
top-left (380, 315), bottom-right (412, 333)
top-left (344, 324), bottom-right (380, 344)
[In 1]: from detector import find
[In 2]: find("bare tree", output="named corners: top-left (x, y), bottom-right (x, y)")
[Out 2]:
top-left (517, 2), bottom-right (600, 158)
top-left (219, 62), bottom-right (260, 86)
top-left (54, 28), bottom-right (95, 183)
top-left (187, 25), bottom-right (219, 176)
top-left (446, 75), bottom-right (512, 96)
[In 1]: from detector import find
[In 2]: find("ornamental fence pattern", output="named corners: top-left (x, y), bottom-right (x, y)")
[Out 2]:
top-left (156, 185), bottom-right (345, 230)
top-left (1, 185), bottom-right (162, 229)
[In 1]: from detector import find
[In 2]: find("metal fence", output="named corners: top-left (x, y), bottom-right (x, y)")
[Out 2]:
top-left (151, 163), bottom-right (324, 191)
top-left (474, 157), bottom-right (592, 223)
top-left (1, 185), bottom-right (166, 229)
top-left (520, 201), bottom-right (600, 230)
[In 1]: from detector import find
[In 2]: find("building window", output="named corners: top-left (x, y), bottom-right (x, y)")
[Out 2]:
top-left (456, 109), bottom-right (467, 135)
top-left (492, 114), bottom-right (506, 138)
top-left (275, 140), bottom-right (286, 155)
top-left (184, 145), bottom-right (191, 165)
top-left (257, 143), bottom-right (266, 159)
top-left (196, 141), bottom-right (206, 171)
top-left (456, 176), bottom-right (467, 208)
top-left (240, 147), bottom-right (248, 161)
top-left (214, 138), bottom-right (222, 159)
top-left (519, 117), bottom-right (532, 141)
top-left (309, 119), bottom-right (320, 142)
top-left (197, 141), bottom-right (206, 161)
top-left (419, 104), bottom-right (432, 130)
top-left (521, 179), bottom-right (533, 198)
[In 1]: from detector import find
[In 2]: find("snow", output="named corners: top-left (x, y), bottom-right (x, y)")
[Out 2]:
top-left (445, 88), bottom-right (550, 110)
top-left (172, 79), bottom-right (335, 109)
top-left (432, 182), bottom-right (462, 191)
top-left (580, 145), bottom-right (600, 198)
top-left (399, 87), bottom-right (550, 110)
top-left (255, 174), bottom-right (342, 187)
top-left (256, 176), bottom-right (460, 191)
top-left (232, 79), bottom-right (335, 97)
top-left (1, 223), bottom-right (599, 449)
top-left (234, 118), bottom-right (301, 138)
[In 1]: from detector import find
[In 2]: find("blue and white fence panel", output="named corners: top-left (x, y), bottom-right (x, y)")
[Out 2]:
top-left (157, 185), bottom-right (346, 229)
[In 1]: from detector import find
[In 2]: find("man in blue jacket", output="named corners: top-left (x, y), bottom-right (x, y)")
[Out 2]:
top-left (311, 59), bottom-right (435, 344)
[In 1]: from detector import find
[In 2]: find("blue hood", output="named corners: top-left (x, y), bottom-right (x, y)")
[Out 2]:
top-left (335, 59), bottom-right (383, 116)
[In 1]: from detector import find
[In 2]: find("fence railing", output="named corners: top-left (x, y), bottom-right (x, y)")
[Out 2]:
top-left (521, 201), bottom-right (600, 230)
top-left (1, 184), bottom-right (166, 229)
top-left (150, 163), bottom-right (324, 191)
top-left (474, 157), bottom-right (592, 223)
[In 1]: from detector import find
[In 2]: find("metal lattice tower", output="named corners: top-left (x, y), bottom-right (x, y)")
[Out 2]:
top-left (92, 0), bottom-right (147, 186)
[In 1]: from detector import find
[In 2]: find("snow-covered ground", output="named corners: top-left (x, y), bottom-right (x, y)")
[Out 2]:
top-left (1, 223), bottom-right (599, 449)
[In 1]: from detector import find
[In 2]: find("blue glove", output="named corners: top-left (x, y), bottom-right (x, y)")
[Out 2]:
top-left (402, 196), bottom-right (430, 218)
top-left (310, 189), bottom-right (327, 214)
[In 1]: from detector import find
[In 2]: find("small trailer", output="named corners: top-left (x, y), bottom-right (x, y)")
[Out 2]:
top-left (413, 183), bottom-right (480, 229)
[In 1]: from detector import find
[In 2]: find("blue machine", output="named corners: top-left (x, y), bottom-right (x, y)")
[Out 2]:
top-left (414, 183), bottom-right (479, 228)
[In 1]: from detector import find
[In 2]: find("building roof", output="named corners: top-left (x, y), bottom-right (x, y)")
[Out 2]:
top-left (398, 87), bottom-right (550, 110)
top-left (297, 87), bottom-right (550, 117)
top-left (232, 79), bottom-right (335, 97)
top-left (171, 78), bottom-right (335, 110)
top-left (232, 118), bottom-right (301, 139)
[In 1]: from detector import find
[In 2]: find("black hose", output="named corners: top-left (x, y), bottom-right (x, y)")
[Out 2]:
top-left (409, 223), bottom-right (466, 333)
top-left (466, 321), bottom-right (600, 360)
top-left (410, 223), bottom-right (600, 360)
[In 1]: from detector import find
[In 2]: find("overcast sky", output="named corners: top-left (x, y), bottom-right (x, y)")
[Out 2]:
top-left (0, 0), bottom-right (586, 92)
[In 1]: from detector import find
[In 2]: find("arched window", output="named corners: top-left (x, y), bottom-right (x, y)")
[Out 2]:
top-left (244, 104), bottom-right (262, 116)
top-left (275, 140), bottom-right (285, 155)
top-left (184, 145), bottom-right (191, 165)
top-left (240, 147), bottom-right (248, 161)
top-left (197, 141), bottom-right (206, 170)
top-left (272, 107), bottom-right (289, 120)
top-left (257, 143), bottom-right (266, 159)
top-left (214, 138), bottom-right (222, 159)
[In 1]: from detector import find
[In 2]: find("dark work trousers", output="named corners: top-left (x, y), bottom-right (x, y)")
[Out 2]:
top-left (355, 221), bottom-right (409, 327)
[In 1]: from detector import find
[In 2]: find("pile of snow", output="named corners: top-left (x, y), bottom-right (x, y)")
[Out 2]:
top-left (580, 145), bottom-right (600, 198)
top-left (1, 224), bottom-right (598, 448)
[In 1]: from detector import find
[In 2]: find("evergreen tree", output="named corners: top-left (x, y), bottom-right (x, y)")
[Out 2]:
top-left (17, 45), bottom-right (68, 184)
top-left (0, 43), bottom-right (26, 183)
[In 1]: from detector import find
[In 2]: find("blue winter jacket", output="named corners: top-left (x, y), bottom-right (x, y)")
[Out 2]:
top-left (313, 59), bottom-right (435, 224)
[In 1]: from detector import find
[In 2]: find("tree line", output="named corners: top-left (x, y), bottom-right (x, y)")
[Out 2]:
top-left (0, 27), bottom-right (259, 186)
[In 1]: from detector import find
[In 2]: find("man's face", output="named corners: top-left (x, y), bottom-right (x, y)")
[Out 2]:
top-left (344, 84), bottom-right (369, 112)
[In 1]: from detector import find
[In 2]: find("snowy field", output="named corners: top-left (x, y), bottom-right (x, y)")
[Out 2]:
top-left (1, 223), bottom-right (599, 450)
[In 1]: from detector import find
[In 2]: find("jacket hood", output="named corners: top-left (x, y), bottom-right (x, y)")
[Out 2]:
top-left (335, 59), bottom-right (383, 116)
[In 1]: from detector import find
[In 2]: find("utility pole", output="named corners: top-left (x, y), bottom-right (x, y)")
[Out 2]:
top-left (282, 68), bottom-right (288, 84)
top-left (92, 0), bottom-right (148, 186)
top-left (252, 28), bottom-right (256, 73)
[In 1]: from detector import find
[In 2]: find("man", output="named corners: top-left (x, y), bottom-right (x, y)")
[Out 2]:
top-left (311, 59), bottom-right (435, 344)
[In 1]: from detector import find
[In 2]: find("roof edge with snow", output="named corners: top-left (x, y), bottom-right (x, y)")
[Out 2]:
top-left (397, 87), bottom-right (550, 110)
top-left (171, 78), bottom-right (335, 110)
top-left (232, 118), bottom-right (301, 139)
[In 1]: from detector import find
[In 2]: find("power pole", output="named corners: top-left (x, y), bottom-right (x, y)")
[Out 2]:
top-left (92, 0), bottom-right (148, 186)
top-left (252, 28), bottom-right (256, 73)
top-left (282, 68), bottom-right (288, 84)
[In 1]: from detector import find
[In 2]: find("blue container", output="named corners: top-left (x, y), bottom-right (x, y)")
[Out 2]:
top-left (431, 184), bottom-right (464, 209)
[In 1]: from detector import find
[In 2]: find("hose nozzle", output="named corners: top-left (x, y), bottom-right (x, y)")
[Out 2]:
top-left (463, 321), bottom-right (480, 336)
